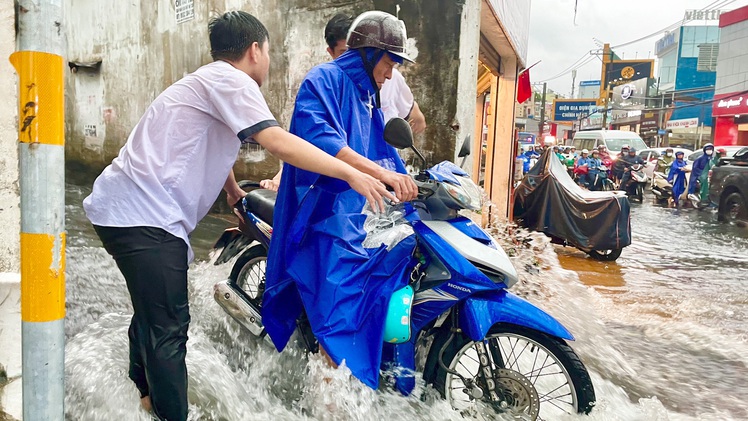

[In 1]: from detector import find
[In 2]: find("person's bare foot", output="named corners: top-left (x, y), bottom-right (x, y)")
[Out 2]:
top-left (140, 395), bottom-right (152, 412)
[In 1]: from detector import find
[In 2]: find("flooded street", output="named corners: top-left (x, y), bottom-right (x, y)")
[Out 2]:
top-left (64, 181), bottom-right (748, 421)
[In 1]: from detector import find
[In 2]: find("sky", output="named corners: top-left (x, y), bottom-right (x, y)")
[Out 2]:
top-left (526, 0), bottom-right (748, 97)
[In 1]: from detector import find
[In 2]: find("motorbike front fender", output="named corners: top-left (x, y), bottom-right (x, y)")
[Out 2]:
top-left (459, 290), bottom-right (574, 341)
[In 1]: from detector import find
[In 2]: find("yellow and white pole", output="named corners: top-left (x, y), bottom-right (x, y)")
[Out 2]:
top-left (9, 1), bottom-right (65, 419)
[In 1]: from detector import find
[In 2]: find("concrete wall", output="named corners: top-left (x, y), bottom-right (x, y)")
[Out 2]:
top-left (64, 0), bottom-right (471, 181)
top-left (0, 0), bottom-right (21, 418)
top-left (0, 0), bottom-right (19, 273)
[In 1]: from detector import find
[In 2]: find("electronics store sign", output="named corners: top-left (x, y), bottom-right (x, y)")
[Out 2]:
top-left (553, 100), bottom-right (597, 121)
top-left (714, 95), bottom-right (748, 116)
top-left (666, 118), bottom-right (699, 129)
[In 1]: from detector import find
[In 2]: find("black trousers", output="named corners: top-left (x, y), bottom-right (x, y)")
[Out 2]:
top-left (94, 225), bottom-right (190, 421)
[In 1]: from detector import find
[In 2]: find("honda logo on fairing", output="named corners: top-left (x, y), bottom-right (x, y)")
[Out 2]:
top-left (447, 283), bottom-right (471, 293)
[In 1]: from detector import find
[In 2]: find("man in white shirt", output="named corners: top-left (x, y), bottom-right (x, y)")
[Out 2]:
top-left (83, 11), bottom-right (393, 421)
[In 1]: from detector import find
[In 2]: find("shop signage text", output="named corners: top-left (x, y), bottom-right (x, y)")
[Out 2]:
top-left (666, 118), bottom-right (699, 129)
top-left (580, 80), bottom-right (600, 87)
top-left (712, 93), bottom-right (748, 116)
top-left (655, 32), bottom-right (677, 55)
top-left (684, 9), bottom-right (723, 21)
top-left (552, 100), bottom-right (598, 122)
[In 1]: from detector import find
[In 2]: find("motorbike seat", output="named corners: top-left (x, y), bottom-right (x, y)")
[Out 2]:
top-left (245, 189), bottom-right (277, 224)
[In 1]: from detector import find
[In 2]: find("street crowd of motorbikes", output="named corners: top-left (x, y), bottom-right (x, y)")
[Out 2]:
top-left (518, 144), bottom-right (687, 205)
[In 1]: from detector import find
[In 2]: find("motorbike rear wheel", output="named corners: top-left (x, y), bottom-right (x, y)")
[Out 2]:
top-left (585, 248), bottom-right (622, 261)
top-left (433, 324), bottom-right (595, 420)
top-left (229, 244), bottom-right (267, 308)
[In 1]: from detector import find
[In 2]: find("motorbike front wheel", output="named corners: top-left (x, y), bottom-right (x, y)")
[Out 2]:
top-left (433, 324), bottom-right (595, 420)
top-left (229, 244), bottom-right (267, 308)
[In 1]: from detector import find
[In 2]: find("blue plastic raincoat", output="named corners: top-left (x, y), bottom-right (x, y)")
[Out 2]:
top-left (689, 145), bottom-right (714, 194)
top-left (668, 157), bottom-right (688, 205)
top-left (263, 49), bottom-right (416, 389)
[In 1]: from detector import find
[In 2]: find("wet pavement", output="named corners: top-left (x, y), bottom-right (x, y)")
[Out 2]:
top-left (63, 181), bottom-right (748, 420)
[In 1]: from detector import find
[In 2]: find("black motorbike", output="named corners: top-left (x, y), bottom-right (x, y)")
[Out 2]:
top-left (621, 164), bottom-right (647, 203)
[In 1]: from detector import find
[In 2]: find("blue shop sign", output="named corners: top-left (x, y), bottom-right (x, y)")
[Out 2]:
top-left (579, 80), bottom-right (601, 87)
top-left (552, 100), bottom-right (598, 121)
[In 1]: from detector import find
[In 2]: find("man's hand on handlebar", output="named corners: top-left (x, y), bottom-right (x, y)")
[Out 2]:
top-left (378, 170), bottom-right (419, 202)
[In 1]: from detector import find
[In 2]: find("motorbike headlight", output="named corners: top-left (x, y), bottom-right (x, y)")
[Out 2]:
top-left (443, 176), bottom-right (482, 210)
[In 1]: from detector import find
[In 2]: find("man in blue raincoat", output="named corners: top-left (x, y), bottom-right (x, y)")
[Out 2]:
top-left (263, 11), bottom-right (419, 389)
top-left (688, 143), bottom-right (715, 201)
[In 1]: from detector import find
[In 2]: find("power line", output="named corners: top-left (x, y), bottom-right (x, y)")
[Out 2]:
top-left (538, 55), bottom-right (597, 83)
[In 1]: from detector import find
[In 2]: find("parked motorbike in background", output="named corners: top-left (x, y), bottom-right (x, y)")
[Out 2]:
top-left (211, 119), bottom-right (596, 420)
top-left (651, 172), bottom-right (673, 205)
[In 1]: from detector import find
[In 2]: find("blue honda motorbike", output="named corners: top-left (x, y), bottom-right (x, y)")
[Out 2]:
top-left (212, 119), bottom-right (595, 419)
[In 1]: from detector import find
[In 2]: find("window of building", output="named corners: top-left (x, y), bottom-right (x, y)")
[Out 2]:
top-left (697, 43), bottom-right (719, 72)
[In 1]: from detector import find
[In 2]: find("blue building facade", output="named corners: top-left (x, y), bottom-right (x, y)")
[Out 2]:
top-left (656, 25), bottom-right (720, 147)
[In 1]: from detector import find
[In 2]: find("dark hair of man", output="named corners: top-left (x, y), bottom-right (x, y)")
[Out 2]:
top-left (324, 13), bottom-right (353, 50)
top-left (209, 11), bottom-right (269, 62)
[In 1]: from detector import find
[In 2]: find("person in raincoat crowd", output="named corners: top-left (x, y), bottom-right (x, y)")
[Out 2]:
top-left (656, 147), bottom-right (675, 175)
top-left (698, 147), bottom-right (726, 205)
top-left (688, 143), bottom-right (715, 202)
top-left (667, 150), bottom-right (690, 207)
top-left (588, 149), bottom-right (604, 190)
top-left (574, 149), bottom-right (592, 187)
top-left (263, 11), bottom-right (420, 390)
top-left (259, 12), bottom-right (427, 192)
top-left (82, 11), bottom-right (392, 421)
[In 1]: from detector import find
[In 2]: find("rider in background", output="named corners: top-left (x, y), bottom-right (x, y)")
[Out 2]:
top-left (656, 147), bottom-right (675, 175)
top-left (575, 149), bottom-right (592, 187)
top-left (588, 149), bottom-right (603, 190)
top-left (613, 145), bottom-right (630, 183)
top-left (667, 150), bottom-right (690, 207)
top-left (618, 147), bottom-right (645, 191)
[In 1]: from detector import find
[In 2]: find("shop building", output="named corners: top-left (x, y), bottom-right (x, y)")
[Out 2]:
top-left (712, 5), bottom-right (748, 146)
top-left (655, 22), bottom-right (720, 149)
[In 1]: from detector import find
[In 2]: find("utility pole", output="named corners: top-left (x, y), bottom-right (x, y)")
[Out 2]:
top-left (571, 69), bottom-right (577, 99)
top-left (10, 1), bottom-right (66, 420)
top-left (538, 82), bottom-right (547, 140)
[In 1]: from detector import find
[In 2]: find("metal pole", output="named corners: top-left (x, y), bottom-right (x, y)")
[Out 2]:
top-left (10, 1), bottom-right (66, 419)
top-left (571, 69), bottom-right (577, 98)
top-left (602, 83), bottom-right (609, 129)
top-left (538, 82), bottom-right (547, 139)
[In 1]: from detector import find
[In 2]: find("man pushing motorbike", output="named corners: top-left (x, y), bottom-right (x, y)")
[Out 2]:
top-left (263, 11), bottom-right (420, 390)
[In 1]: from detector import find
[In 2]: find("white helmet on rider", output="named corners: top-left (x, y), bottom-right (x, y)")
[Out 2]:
top-left (581, 149), bottom-right (589, 155)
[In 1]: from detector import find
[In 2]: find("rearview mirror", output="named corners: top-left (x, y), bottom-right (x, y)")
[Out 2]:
top-left (458, 135), bottom-right (471, 158)
top-left (384, 118), bottom-right (413, 150)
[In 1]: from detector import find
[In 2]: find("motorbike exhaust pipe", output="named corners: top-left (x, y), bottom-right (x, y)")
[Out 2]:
top-left (213, 280), bottom-right (268, 339)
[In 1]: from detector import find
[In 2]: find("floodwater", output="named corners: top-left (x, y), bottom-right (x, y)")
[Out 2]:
top-left (63, 181), bottom-right (748, 421)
